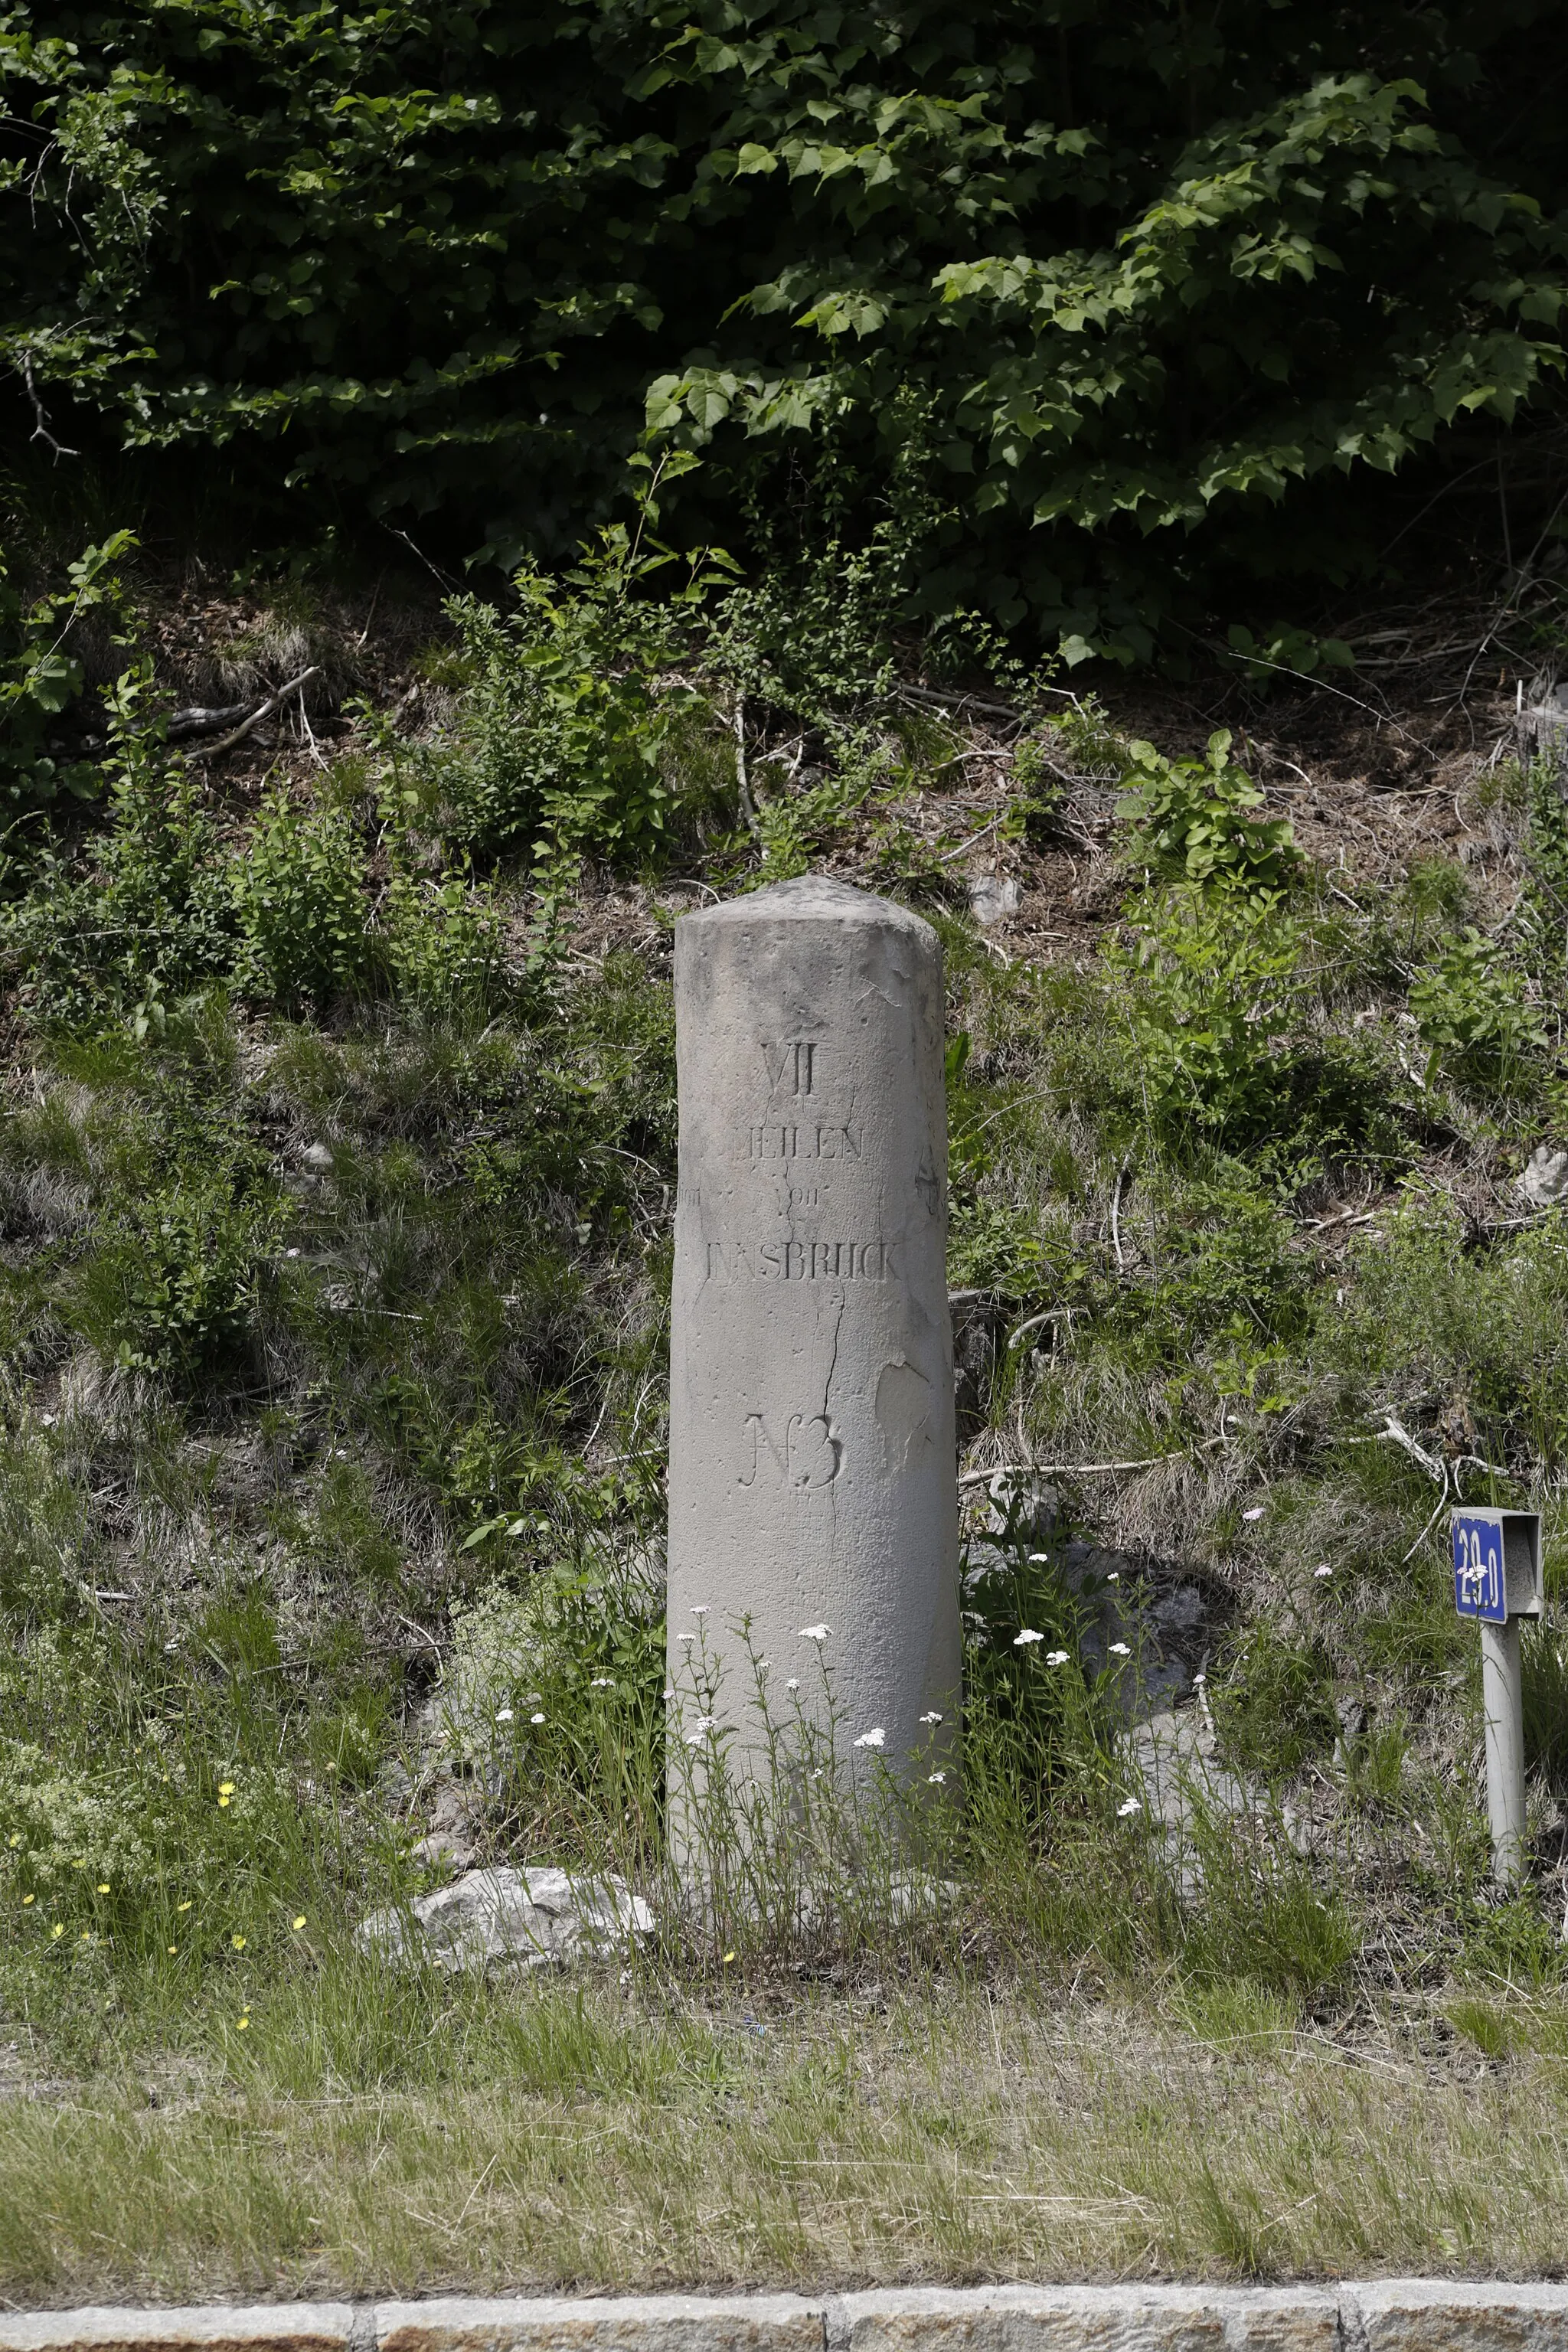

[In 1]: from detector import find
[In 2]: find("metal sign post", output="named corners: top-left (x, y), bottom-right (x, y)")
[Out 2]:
top-left (1452, 1508), bottom-right (1543, 1884)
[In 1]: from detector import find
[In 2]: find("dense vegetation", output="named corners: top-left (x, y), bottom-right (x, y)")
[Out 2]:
top-left (4, 0), bottom-right (1568, 650)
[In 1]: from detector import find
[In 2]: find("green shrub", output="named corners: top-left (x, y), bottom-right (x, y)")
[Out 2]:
top-left (73, 1166), bottom-right (283, 1377)
top-left (1116, 731), bottom-right (1299, 899)
top-left (1409, 927), bottom-right (1546, 1092)
top-left (0, 531), bottom-right (136, 815)
top-left (1109, 887), bottom-right (1308, 1141)
top-left (437, 521), bottom-right (729, 869)
top-left (232, 787), bottom-right (372, 1012)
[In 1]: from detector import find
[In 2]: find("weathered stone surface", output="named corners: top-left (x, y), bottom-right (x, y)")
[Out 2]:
top-left (8, 2285), bottom-right (1568, 2352)
top-left (355, 1865), bottom-right (652, 1972)
top-left (1518, 1145), bottom-right (1568, 1208)
top-left (1355, 2281), bottom-right (1568, 2352)
top-left (376, 2297), bottom-right (826, 2352)
top-left (666, 877), bottom-right (961, 1822)
top-left (839, 2288), bottom-right (1338, 2352)
top-left (0, 2309), bottom-right (354, 2352)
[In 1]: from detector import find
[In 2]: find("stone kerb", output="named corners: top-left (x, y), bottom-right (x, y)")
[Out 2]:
top-left (9, 2287), bottom-right (1568, 2352)
top-left (665, 876), bottom-right (962, 1827)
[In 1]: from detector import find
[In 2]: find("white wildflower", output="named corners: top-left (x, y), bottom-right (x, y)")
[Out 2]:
top-left (919, 1710), bottom-right (944, 1725)
top-left (1117, 1797), bottom-right (1142, 1818)
top-left (691, 1604), bottom-right (709, 1617)
top-left (1045, 1650), bottom-right (1070, 1667)
top-left (590, 1677), bottom-right (612, 1688)
top-left (798, 1623), bottom-right (831, 1642)
top-left (1109, 1641), bottom-right (1131, 1657)
top-left (494, 1707), bottom-right (514, 1723)
top-left (678, 1632), bottom-right (697, 1648)
top-left (1014, 1628), bottom-right (1044, 1647)
top-left (927, 1771), bottom-right (947, 1785)
top-left (530, 1711), bottom-right (546, 1725)
top-left (786, 1677), bottom-right (800, 1692)
top-left (1242, 1506), bottom-right (1264, 1522)
top-left (853, 1727), bottom-right (886, 1749)
top-left (1314, 1563), bottom-right (1332, 1579)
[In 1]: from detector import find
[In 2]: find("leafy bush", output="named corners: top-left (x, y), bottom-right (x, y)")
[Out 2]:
top-left (1116, 731), bottom-right (1299, 899)
top-left (0, 531), bottom-right (135, 815)
top-left (232, 786), bottom-right (372, 1012)
top-left (436, 521), bottom-right (729, 867)
top-left (5, 7), bottom-right (1568, 648)
top-left (6, 677), bottom-right (236, 1026)
top-left (1109, 888), bottom-right (1308, 1141)
top-left (73, 1165), bottom-right (283, 1377)
top-left (1409, 927), bottom-right (1547, 1092)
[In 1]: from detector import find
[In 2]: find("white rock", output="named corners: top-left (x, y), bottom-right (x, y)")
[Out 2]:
top-left (1518, 1144), bottom-right (1568, 1207)
top-left (356, 1866), bottom-right (654, 1973)
top-left (967, 873), bottom-right (1022, 926)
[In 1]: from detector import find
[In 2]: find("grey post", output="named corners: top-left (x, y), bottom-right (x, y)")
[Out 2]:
top-left (1479, 1618), bottom-right (1526, 1885)
top-left (666, 877), bottom-right (961, 1854)
top-left (1452, 1506), bottom-right (1541, 1886)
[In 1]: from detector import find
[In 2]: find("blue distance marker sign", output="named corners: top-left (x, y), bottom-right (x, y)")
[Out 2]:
top-left (1453, 1513), bottom-right (1506, 1623)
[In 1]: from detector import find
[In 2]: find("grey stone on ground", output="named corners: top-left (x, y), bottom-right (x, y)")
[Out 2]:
top-left (1518, 1143), bottom-right (1568, 1207)
top-left (966, 872), bottom-right (1022, 926)
top-left (356, 1866), bottom-right (653, 1973)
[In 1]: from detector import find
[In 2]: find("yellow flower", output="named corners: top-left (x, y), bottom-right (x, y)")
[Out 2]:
top-left (21, 1894), bottom-right (34, 1907)
top-left (217, 1794), bottom-right (231, 1808)
top-left (79, 1929), bottom-right (89, 1942)
top-left (236, 2015), bottom-right (250, 2031)
top-left (6, 1833), bottom-right (18, 1848)
top-left (292, 1916), bottom-right (306, 1931)
top-left (724, 1951), bottom-right (737, 1964)
top-left (96, 1883), bottom-right (109, 1894)
top-left (177, 1900), bottom-right (191, 1913)
top-left (167, 1945), bottom-right (177, 1955)
top-left (50, 1923), bottom-right (63, 1939)
top-left (231, 1933), bottom-right (246, 1951)
top-left (219, 1782), bottom-right (234, 1795)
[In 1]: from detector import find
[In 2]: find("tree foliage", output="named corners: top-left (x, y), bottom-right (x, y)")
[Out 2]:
top-left (2, 0), bottom-right (1566, 651)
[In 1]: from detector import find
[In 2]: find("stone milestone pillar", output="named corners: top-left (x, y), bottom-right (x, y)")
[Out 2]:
top-left (667, 875), bottom-right (960, 1816)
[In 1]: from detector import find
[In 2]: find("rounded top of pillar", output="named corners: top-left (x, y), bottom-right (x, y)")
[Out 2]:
top-left (679, 873), bottom-right (936, 942)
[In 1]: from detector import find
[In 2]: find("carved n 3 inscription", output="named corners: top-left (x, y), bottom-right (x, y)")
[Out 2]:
top-left (740, 1412), bottom-right (843, 1490)
top-left (706, 1238), bottom-right (901, 1282)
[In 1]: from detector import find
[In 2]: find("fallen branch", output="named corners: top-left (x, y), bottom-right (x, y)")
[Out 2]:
top-left (188, 665), bottom-right (322, 759)
top-left (20, 351), bottom-right (77, 462)
top-left (733, 694), bottom-right (760, 836)
top-left (165, 695), bottom-right (260, 742)
top-left (1344, 1415), bottom-right (1446, 1486)
top-left (959, 1452), bottom-right (1183, 1485)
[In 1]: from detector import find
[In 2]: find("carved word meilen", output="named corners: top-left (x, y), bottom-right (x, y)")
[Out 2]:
top-left (746, 1124), bottom-right (862, 1163)
top-left (705, 1238), bottom-right (902, 1282)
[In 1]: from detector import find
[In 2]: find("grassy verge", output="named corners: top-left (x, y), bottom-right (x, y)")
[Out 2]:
top-left (2, 1974), bottom-right (1567, 2298)
top-left (4, 505), bottom-right (1568, 2288)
